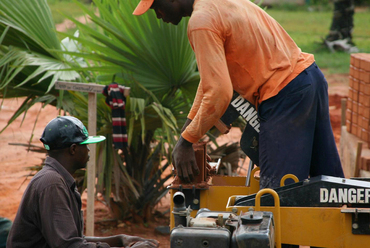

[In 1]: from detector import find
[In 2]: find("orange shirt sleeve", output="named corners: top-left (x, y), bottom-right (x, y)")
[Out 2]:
top-left (188, 79), bottom-right (203, 120)
top-left (182, 29), bottom-right (233, 143)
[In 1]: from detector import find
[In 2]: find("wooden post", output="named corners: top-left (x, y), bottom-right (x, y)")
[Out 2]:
top-left (86, 92), bottom-right (97, 236)
top-left (55, 81), bottom-right (104, 236)
top-left (354, 142), bottom-right (363, 178)
top-left (341, 98), bottom-right (347, 127)
top-left (55, 81), bottom-right (130, 236)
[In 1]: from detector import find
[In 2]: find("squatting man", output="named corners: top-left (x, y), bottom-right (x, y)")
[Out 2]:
top-left (7, 116), bottom-right (159, 248)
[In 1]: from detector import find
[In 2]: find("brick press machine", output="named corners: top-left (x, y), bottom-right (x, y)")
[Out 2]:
top-left (167, 142), bottom-right (370, 248)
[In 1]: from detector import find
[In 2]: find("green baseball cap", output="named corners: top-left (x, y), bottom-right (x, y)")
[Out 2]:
top-left (40, 116), bottom-right (106, 150)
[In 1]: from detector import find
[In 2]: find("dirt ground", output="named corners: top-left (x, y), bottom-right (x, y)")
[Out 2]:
top-left (0, 73), bottom-right (348, 247)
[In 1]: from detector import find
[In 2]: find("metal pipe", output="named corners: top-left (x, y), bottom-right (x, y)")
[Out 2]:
top-left (172, 191), bottom-right (187, 227)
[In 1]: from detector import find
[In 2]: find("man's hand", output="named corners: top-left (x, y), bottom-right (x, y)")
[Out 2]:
top-left (124, 236), bottom-right (159, 248)
top-left (87, 234), bottom-right (159, 248)
top-left (129, 240), bottom-right (159, 248)
top-left (172, 135), bottom-right (200, 183)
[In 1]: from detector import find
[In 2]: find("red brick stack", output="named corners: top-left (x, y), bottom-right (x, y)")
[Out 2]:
top-left (347, 53), bottom-right (370, 143)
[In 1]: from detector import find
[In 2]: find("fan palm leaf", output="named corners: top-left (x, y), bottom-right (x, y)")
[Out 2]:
top-left (0, 0), bottom-right (80, 96)
top-left (0, 0), bottom-right (200, 221)
top-left (57, 0), bottom-right (199, 99)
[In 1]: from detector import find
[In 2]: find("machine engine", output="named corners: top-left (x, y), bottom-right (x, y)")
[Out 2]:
top-left (170, 192), bottom-right (275, 248)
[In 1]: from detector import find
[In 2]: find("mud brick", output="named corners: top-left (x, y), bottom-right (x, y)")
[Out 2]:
top-left (359, 92), bottom-right (370, 107)
top-left (361, 128), bottom-right (369, 143)
top-left (346, 119), bottom-right (352, 133)
top-left (352, 54), bottom-right (361, 68)
top-left (353, 101), bottom-right (359, 113)
top-left (352, 77), bottom-right (360, 91)
top-left (351, 123), bottom-right (358, 136)
top-left (357, 115), bottom-right (364, 127)
top-left (359, 80), bottom-right (370, 95)
top-left (349, 66), bottom-right (355, 78)
top-left (359, 104), bottom-right (370, 119)
top-left (360, 157), bottom-right (370, 171)
top-left (361, 155), bottom-right (370, 171)
top-left (347, 98), bottom-right (353, 111)
top-left (349, 75), bottom-right (354, 87)
top-left (350, 54), bottom-right (356, 66)
top-left (357, 114), bottom-right (362, 126)
top-left (348, 87), bottom-right (353, 100)
top-left (361, 157), bottom-right (370, 171)
top-left (359, 116), bottom-right (370, 130)
top-left (360, 70), bottom-right (370, 84)
top-left (349, 88), bottom-right (359, 102)
top-left (360, 157), bottom-right (367, 170)
top-left (359, 53), bottom-right (370, 72)
top-left (358, 114), bottom-right (363, 127)
top-left (346, 109), bottom-right (352, 122)
top-left (353, 67), bottom-right (361, 80)
top-left (354, 89), bottom-right (359, 102)
top-left (352, 112), bottom-right (358, 124)
top-left (357, 123), bottom-right (362, 138)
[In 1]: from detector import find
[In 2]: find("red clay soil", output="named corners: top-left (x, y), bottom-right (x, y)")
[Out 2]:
top-left (0, 73), bottom-right (349, 247)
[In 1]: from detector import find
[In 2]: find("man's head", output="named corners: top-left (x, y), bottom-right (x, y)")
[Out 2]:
top-left (40, 116), bottom-right (106, 171)
top-left (133, 0), bottom-right (193, 25)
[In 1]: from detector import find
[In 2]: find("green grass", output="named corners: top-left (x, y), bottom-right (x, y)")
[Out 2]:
top-left (47, 1), bottom-right (370, 75)
top-left (266, 8), bottom-right (370, 74)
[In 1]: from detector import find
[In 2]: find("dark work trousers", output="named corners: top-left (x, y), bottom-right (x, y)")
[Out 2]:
top-left (258, 62), bottom-right (344, 190)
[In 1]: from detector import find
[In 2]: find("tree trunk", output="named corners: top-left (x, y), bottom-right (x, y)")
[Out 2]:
top-left (324, 0), bottom-right (359, 53)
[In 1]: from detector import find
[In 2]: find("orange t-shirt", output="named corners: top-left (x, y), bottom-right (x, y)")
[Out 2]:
top-left (182, 0), bottom-right (315, 144)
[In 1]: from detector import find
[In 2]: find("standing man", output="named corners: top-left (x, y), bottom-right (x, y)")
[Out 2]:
top-left (132, 0), bottom-right (344, 189)
top-left (7, 116), bottom-right (159, 248)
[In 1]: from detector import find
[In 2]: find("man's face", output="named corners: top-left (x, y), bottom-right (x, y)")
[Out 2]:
top-left (150, 0), bottom-right (183, 25)
top-left (74, 144), bottom-right (90, 170)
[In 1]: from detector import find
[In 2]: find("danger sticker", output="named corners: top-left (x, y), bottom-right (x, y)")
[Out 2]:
top-left (320, 188), bottom-right (370, 204)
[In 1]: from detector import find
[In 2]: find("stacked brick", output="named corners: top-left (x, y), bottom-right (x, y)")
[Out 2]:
top-left (346, 53), bottom-right (370, 144)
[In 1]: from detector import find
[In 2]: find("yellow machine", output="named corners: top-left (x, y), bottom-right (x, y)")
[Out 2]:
top-left (168, 143), bottom-right (370, 248)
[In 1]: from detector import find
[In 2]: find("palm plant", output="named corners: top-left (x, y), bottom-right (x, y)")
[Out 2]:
top-left (0, 0), bottom-right (81, 133)
top-left (62, 0), bottom-right (202, 220)
top-left (0, 0), bottom-right (199, 221)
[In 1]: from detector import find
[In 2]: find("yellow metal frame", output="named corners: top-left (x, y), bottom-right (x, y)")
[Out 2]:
top-left (169, 169), bottom-right (370, 247)
top-left (169, 169), bottom-right (261, 229)
top-left (280, 174), bottom-right (299, 187)
top-left (226, 194), bottom-right (370, 248)
top-left (255, 189), bottom-right (281, 248)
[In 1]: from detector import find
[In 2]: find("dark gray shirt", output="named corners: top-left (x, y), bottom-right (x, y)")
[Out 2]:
top-left (6, 157), bottom-right (109, 248)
